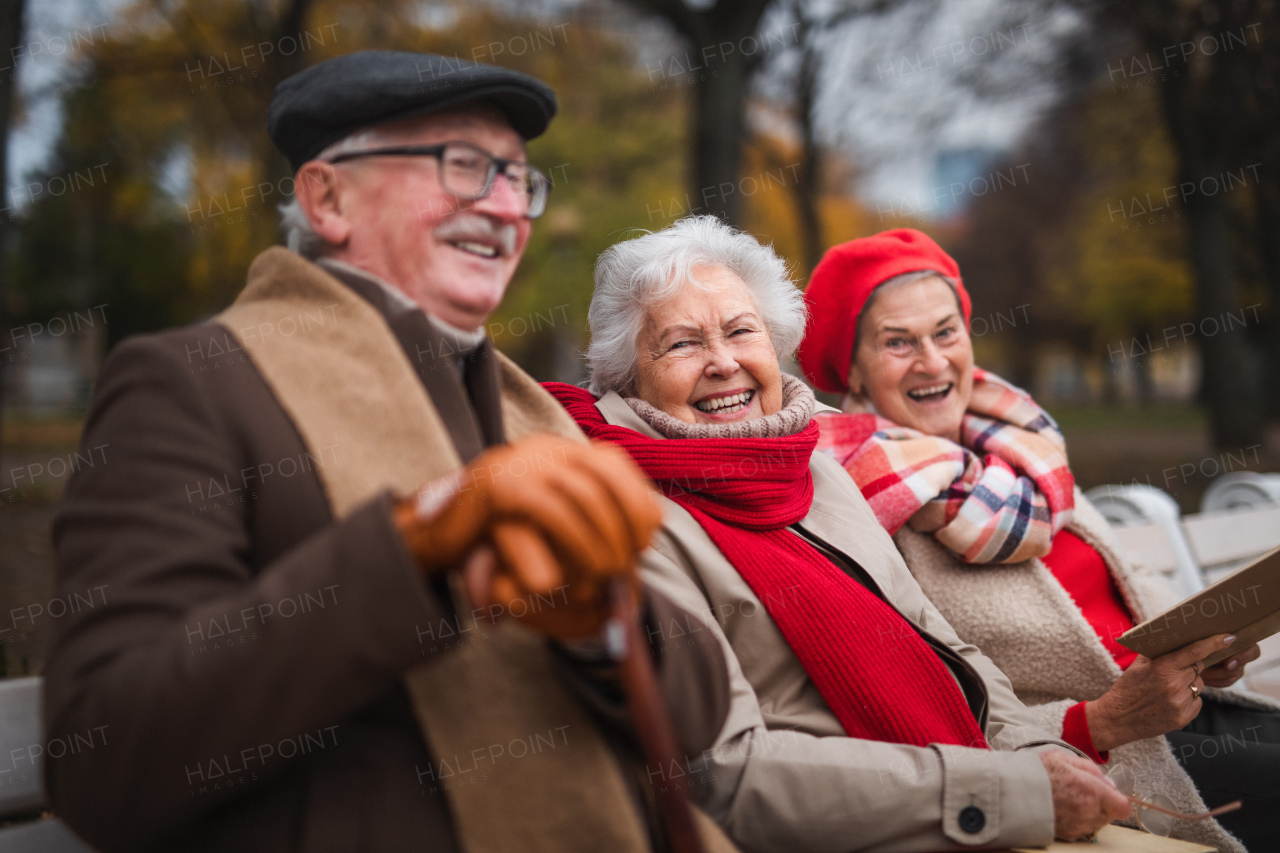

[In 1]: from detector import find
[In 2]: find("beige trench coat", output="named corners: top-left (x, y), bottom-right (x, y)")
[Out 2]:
top-left (894, 489), bottom-right (1280, 853)
top-left (597, 392), bottom-right (1076, 853)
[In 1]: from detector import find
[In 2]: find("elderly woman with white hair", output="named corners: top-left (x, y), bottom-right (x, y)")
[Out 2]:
top-left (544, 215), bottom-right (1130, 852)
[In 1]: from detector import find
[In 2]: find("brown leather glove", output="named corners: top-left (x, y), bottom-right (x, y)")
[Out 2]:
top-left (393, 435), bottom-right (662, 637)
top-left (458, 523), bottom-right (629, 638)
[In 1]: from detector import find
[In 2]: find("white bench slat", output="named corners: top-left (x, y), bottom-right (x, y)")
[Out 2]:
top-left (1109, 522), bottom-right (1180, 576)
top-left (0, 677), bottom-right (45, 817)
top-left (1087, 485), bottom-right (1205, 596)
top-left (0, 818), bottom-right (98, 853)
top-left (1244, 632), bottom-right (1280, 700)
top-left (1181, 505), bottom-right (1280, 568)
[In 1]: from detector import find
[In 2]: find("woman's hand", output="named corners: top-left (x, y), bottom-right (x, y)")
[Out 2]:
top-left (1038, 750), bottom-right (1131, 841)
top-left (1085, 634), bottom-right (1236, 752)
top-left (1202, 642), bottom-right (1261, 688)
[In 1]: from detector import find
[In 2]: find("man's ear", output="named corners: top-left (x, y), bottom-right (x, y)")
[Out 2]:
top-left (294, 162), bottom-right (351, 248)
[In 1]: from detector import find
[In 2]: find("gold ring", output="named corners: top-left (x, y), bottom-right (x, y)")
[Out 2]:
top-left (1191, 683), bottom-right (1201, 699)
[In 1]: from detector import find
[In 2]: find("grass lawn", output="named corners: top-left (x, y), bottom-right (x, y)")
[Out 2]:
top-left (1046, 403), bottom-right (1277, 513)
top-left (1048, 403), bottom-right (1208, 432)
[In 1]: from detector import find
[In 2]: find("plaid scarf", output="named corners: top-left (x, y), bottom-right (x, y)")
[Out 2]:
top-left (815, 369), bottom-right (1074, 564)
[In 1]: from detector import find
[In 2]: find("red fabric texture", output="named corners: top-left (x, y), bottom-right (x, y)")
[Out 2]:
top-left (1062, 701), bottom-right (1108, 764)
top-left (797, 228), bottom-right (971, 394)
top-left (545, 382), bottom-right (989, 750)
top-left (1041, 530), bottom-right (1138, 670)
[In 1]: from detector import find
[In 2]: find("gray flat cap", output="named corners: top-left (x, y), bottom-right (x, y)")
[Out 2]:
top-left (268, 50), bottom-right (557, 171)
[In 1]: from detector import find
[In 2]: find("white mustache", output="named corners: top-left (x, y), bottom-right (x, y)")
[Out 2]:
top-left (436, 213), bottom-right (517, 258)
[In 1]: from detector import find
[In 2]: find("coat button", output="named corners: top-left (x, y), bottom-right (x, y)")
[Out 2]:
top-left (958, 805), bottom-right (986, 834)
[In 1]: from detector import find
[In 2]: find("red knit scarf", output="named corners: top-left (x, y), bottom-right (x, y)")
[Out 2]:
top-left (545, 383), bottom-right (988, 750)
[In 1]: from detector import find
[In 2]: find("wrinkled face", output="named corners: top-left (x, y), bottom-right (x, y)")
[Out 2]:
top-left (633, 265), bottom-right (783, 425)
top-left (847, 275), bottom-right (973, 443)
top-left (328, 106), bottom-right (532, 330)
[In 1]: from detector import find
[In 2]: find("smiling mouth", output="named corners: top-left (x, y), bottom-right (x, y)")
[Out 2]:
top-left (448, 240), bottom-right (501, 259)
top-left (906, 382), bottom-right (953, 403)
top-left (695, 390), bottom-right (754, 415)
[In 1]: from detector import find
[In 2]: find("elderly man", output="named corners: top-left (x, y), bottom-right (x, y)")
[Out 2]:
top-left (44, 51), bottom-right (732, 853)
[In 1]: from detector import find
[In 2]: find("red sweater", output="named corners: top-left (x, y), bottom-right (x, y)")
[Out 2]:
top-left (1041, 529), bottom-right (1138, 762)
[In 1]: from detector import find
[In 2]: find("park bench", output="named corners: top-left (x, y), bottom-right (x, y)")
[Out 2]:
top-left (2, 474), bottom-right (1274, 851)
top-left (0, 677), bottom-right (97, 851)
top-left (1086, 474), bottom-right (1280, 700)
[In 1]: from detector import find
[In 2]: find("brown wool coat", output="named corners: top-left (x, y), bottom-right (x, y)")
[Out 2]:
top-left (895, 488), bottom-right (1280, 853)
top-left (596, 391), bottom-right (1081, 853)
top-left (44, 249), bottom-right (733, 853)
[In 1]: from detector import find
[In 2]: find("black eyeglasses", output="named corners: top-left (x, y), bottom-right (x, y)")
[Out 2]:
top-left (327, 140), bottom-right (551, 219)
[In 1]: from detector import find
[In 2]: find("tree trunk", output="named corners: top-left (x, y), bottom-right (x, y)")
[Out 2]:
top-left (621, 0), bottom-right (772, 227)
top-left (261, 0), bottom-right (316, 190)
top-left (1256, 169), bottom-right (1280, 416)
top-left (793, 37), bottom-right (824, 274)
top-left (1131, 4), bottom-right (1267, 451)
top-left (1101, 352), bottom-right (1120, 406)
top-left (692, 53), bottom-right (751, 224)
top-left (0, 0), bottom-right (26, 469)
top-left (1133, 327), bottom-right (1155, 404)
top-left (1182, 176), bottom-right (1262, 448)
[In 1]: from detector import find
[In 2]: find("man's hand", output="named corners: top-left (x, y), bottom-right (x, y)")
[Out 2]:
top-left (1085, 634), bottom-right (1234, 752)
top-left (457, 527), bottom-right (628, 638)
top-left (393, 435), bottom-right (662, 638)
top-left (1038, 750), bottom-right (1130, 841)
top-left (1202, 641), bottom-right (1260, 688)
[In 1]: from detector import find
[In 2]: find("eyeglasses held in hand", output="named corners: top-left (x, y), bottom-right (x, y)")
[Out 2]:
top-left (327, 140), bottom-right (551, 219)
top-left (1106, 765), bottom-right (1241, 837)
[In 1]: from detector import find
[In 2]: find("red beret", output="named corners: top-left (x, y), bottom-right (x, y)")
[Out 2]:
top-left (797, 228), bottom-right (970, 394)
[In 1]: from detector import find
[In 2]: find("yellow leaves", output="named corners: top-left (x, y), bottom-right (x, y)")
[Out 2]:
top-left (1045, 78), bottom-right (1194, 344)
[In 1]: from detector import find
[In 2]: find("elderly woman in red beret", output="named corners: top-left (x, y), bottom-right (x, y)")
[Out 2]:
top-left (798, 228), bottom-right (1280, 851)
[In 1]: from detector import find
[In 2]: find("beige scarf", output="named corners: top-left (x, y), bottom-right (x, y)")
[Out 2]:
top-left (217, 248), bottom-right (734, 853)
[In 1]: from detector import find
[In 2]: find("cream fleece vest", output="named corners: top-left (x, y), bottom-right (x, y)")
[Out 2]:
top-left (895, 492), bottom-right (1280, 853)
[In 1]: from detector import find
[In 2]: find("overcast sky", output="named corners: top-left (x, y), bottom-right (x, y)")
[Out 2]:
top-left (811, 0), bottom-right (1072, 209)
top-left (8, 0), bottom-right (126, 194)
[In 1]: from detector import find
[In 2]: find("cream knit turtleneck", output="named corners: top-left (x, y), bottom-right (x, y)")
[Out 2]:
top-left (622, 373), bottom-right (815, 439)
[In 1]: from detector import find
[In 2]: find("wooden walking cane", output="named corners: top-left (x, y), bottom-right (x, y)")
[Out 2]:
top-left (465, 528), bottom-right (708, 853)
top-left (604, 575), bottom-right (707, 853)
